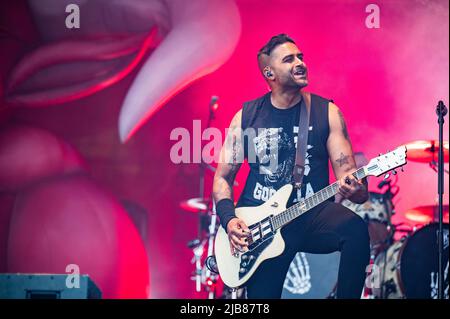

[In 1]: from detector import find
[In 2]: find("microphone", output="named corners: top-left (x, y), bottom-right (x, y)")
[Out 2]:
top-left (436, 100), bottom-right (448, 117)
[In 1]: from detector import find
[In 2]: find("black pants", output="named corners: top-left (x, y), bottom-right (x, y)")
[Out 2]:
top-left (245, 201), bottom-right (370, 299)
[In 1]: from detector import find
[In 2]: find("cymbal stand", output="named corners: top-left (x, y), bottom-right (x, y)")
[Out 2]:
top-left (188, 238), bottom-right (206, 293)
top-left (187, 211), bottom-right (220, 298)
top-left (429, 160), bottom-right (449, 174)
top-left (203, 203), bottom-right (220, 299)
top-left (188, 94), bottom-right (212, 291)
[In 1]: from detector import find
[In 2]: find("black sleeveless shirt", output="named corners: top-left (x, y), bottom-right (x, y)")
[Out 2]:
top-left (236, 92), bottom-right (332, 208)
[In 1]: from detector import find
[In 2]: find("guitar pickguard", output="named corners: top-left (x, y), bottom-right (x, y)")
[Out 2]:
top-left (239, 231), bottom-right (276, 280)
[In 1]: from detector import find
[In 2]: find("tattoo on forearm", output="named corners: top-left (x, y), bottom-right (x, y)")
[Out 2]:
top-left (336, 152), bottom-right (350, 167)
top-left (337, 109), bottom-right (350, 141)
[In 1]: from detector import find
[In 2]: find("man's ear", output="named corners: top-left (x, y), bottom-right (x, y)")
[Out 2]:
top-left (264, 67), bottom-right (273, 79)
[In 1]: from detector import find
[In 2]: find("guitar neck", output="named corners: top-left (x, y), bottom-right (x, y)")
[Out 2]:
top-left (272, 166), bottom-right (367, 230)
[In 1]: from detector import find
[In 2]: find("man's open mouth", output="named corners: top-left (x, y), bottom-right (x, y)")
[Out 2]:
top-left (293, 69), bottom-right (307, 78)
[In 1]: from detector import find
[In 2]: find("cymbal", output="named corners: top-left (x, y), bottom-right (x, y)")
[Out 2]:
top-left (403, 205), bottom-right (449, 224)
top-left (403, 140), bottom-right (449, 163)
top-left (180, 197), bottom-right (211, 213)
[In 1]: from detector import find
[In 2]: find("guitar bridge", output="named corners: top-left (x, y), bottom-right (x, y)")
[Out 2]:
top-left (238, 236), bottom-right (274, 279)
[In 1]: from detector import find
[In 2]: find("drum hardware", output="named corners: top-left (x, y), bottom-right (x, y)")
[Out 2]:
top-left (372, 136), bottom-right (449, 298)
top-left (336, 173), bottom-right (399, 299)
top-left (180, 198), bottom-right (212, 214)
top-left (373, 223), bottom-right (449, 299)
top-left (341, 187), bottom-right (396, 256)
top-left (390, 222), bottom-right (414, 236)
top-left (180, 96), bottom-right (223, 298)
top-left (429, 160), bottom-right (449, 174)
top-left (404, 101), bottom-right (448, 299)
top-left (402, 205), bottom-right (449, 225)
top-left (341, 143), bottom-right (442, 299)
top-left (187, 237), bottom-right (207, 293)
top-left (402, 140), bottom-right (449, 164)
top-left (181, 95), bottom-right (238, 298)
top-left (182, 197), bottom-right (220, 298)
top-left (374, 158), bottom-right (448, 299)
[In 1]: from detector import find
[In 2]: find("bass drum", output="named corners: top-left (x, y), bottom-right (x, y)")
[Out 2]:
top-left (373, 223), bottom-right (449, 299)
top-left (282, 252), bottom-right (340, 299)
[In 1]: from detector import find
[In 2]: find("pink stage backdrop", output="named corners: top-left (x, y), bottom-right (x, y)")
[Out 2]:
top-left (0, 0), bottom-right (448, 298)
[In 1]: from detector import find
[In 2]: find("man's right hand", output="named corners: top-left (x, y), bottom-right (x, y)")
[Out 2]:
top-left (226, 217), bottom-right (250, 255)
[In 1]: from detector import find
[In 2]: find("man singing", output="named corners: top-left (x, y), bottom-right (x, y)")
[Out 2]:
top-left (213, 34), bottom-right (370, 299)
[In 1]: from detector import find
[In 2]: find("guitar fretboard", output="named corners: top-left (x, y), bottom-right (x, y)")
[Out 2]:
top-left (271, 167), bottom-right (366, 230)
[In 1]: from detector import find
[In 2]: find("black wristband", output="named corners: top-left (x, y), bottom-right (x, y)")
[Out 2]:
top-left (215, 198), bottom-right (236, 231)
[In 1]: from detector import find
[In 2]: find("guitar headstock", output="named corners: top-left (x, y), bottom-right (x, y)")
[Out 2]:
top-left (365, 146), bottom-right (407, 177)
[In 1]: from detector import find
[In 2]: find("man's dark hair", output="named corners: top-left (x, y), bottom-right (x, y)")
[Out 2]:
top-left (257, 33), bottom-right (296, 58)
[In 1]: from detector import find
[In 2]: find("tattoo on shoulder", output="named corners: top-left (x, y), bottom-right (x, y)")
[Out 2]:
top-left (226, 134), bottom-right (240, 172)
top-left (232, 135), bottom-right (237, 165)
top-left (336, 152), bottom-right (350, 167)
top-left (337, 109), bottom-right (350, 141)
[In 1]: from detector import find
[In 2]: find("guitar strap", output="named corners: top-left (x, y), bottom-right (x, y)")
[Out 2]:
top-left (292, 91), bottom-right (311, 189)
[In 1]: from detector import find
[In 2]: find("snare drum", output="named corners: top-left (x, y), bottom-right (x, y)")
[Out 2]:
top-left (373, 223), bottom-right (449, 299)
top-left (341, 192), bottom-right (394, 253)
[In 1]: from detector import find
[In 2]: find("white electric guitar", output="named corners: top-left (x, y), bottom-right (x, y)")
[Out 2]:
top-left (214, 146), bottom-right (407, 288)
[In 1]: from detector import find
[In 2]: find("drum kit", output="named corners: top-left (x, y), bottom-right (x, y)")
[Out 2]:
top-left (344, 140), bottom-right (449, 299)
top-left (180, 139), bottom-right (449, 299)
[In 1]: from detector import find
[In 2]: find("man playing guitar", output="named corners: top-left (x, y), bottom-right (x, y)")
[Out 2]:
top-left (213, 34), bottom-right (370, 299)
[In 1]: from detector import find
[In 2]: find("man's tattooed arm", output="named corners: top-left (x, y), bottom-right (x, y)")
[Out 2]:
top-left (213, 110), bottom-right (244, 203)
top-left (336, 152), bottom-right (350, 167)
top-left (337, 109), bottom-right (350, 141)
top-left (327, 103), bottom-right (368, 204)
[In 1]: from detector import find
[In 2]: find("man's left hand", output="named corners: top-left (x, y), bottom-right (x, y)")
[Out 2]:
top-left (337, 173), bottom-right (368, 203)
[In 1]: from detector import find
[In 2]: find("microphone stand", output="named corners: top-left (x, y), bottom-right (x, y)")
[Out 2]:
top-left (199, 98), bottom-right (216, 210)
top-left (194, 96), bottom-right (218, 296)
top-left (198, 97), bottom-right (217, 237)
top-left (436, 100), bottom-right (448, 299)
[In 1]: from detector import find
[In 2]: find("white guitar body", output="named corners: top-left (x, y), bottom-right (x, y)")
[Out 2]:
top-left (213, 146), bottom-right (408, 288)
top-left (214, 184), bottom-right (293, 288)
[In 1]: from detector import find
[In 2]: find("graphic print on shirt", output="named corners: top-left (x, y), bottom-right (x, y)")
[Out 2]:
top-left (251, 125), bottom-right (315, 202)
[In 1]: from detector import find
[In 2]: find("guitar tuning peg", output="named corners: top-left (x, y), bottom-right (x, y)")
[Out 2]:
top-left (401, 166), bottom-right (404, 172)
top-left (392, 170), bottom-right (397, 175)
top-left (384, 173), bottom-right (390, 180)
